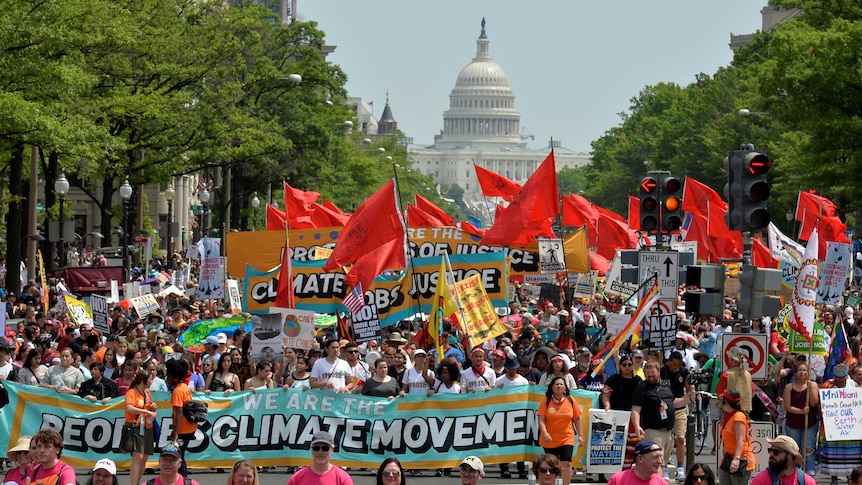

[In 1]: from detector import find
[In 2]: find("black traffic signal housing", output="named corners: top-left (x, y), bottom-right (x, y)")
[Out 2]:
top-left (737, 264), bottom-right (782, 319)
top-left (660, 175), bottom-right (682, 232)
top-left (639, 175), bottom-right (659, 232)
top-left (684, 265), bottom-right (725, 316)
top-left (725, 150), bottom-right (772, 231)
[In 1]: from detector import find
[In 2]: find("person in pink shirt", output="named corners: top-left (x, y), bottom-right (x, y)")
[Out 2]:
top-left (286, 431), bottom-right (353, 485)
top-left (607, 440), bottom-right (667, 485)
top-left (749, 436), bottom-right (816, 485)
top-left (3, 436), bottom-right (31, 485)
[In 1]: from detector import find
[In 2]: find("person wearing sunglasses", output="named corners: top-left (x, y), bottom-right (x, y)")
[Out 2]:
top-left (531, 454), bottom-right (560, 485)
top-left (607, 439), bottom-right (666, 484)
top-left (287, 431), bottom-right (353, 485)
top-left (601, 352), bottom-right (642, 469)
top-left (683, 464), bottom-right (715, 485)
top-left (749, 435), bottom-right (816, 485)
top-left (3, 436), bottom-right (31, 485)
top-left (376, 457), bottom-right (406, 485)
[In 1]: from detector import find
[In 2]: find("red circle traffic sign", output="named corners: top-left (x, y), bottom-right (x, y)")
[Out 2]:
top-left (722, 334), bottom-right (766, 377)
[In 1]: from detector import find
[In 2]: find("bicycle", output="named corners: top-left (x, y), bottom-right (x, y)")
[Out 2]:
top-left (688, 368), bottom-right (715, 455)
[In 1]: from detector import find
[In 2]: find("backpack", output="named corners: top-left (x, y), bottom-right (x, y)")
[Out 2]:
top-left (182, 400), bottom-right (208, 424)
top-left (0, 381), bottom-right (8, 409)
top-left (767, 467), bottom-right (805, 485)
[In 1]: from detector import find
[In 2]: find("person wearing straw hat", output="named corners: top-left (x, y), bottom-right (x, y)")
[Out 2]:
top-left (749, 435), bottom-right (816, 485)
top-left (3, 436), bottom-right (31, 485)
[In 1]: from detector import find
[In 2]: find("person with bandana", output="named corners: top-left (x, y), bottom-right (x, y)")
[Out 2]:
top-left (460, 347), bottom-right (495, 393)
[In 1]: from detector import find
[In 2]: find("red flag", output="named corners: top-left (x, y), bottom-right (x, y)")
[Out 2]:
top-left (266, 204), bottom-right (287, 231)
top-left (594, 206), bottom-right (637, 260)
top-left (561, 193), bottom-right (599, 228)
top-left (684, 212), bottom-right (742, 262)
top-left (628, 196), bottom-right (639, 230)
top-left (283, 181), bottom-right (320, 228)
top-left (482, 150), bottom-right (558, 245)
top-left (589, 251), bottom-right (611, 276)
top-left (459, 220), bottom-right (486, 237)
top-left (474, 163), bottom-right (522, 201)
top-left (682, 177), bottom-right (726, 215)
top-left (342, 236), bottom-right (406, 291)
top-left (407, 204), bottom-right (447, 227)
top-left (312, 201), bottom-right (351, 227)
top-left (324, 180), bottom-right (406, 287)
top-left (415, 194), bottom-right (455, 226)
top-left (796, 191), bottom-right (837, 240)
top-left (816, 215), bottom-right (850, 259)
top-left (751, 235), bottom-right (778, 268)
top-left (274, 241), bottom-right (294, 308)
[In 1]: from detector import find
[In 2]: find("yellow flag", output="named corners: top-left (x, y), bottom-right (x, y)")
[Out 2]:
top-left (451, 274), bottom-right (506, 349)
top-left (429, 258), bottom-right (458, 363)
top-left (564, 228), bottom-right (590, 273)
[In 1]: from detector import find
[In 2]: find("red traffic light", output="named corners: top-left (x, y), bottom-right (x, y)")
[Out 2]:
top-left (663, 176), bottom-right (681, 193)
top-left (745, 152), bottom-right (771, 175)
top-left (640, 177), bottom-right (657, 193)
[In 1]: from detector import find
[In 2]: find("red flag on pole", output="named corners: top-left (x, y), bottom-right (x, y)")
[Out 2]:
top-left (474, 163), bottom-right (522, 201)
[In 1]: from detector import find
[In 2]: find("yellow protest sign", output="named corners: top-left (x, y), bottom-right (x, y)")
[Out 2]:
top-left (451, 274), bottom-right (507, 349)
top-left (64, 295), bottom-right (93, 327)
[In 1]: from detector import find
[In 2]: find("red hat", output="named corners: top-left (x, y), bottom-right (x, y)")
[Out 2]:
top-left (539, 301), bottom-right (553, 310)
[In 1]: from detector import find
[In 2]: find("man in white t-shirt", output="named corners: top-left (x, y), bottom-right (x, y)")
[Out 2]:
top-left (0, 340), bottom-right (15, 380)
top-left (496, 353), bottom-right (528, 388)
top-left (343, 342), bottom-right (371, 389)
top-left (401, 349), bottom-right (436, 396)
top-left (461, 347), bottom-right (496, 393)
top-left (309, 339), bottom-right (354, 393)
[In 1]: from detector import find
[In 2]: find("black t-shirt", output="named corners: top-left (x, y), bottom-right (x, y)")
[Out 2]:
top-left (632, 380), bottom-right (676, 430)
top-left (604, 373), bottom-right (642, 410)
top-left (660, 365), bottom-right (689, 399)
top-left (751, 380), bottom-right (780, 421)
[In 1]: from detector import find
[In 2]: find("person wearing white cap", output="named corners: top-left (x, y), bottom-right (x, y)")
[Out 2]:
top-left (85, 459), bottom-right (118, 485)
top-left (459, 456), bottom-right (485, 485)
top-left (287, 431), bottom-right (353, 485)
top-left (401, 348), bottom-right (435, 396)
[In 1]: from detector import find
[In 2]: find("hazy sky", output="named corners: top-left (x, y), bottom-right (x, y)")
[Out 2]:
top-left (299, 1), bottom-right (765, 154)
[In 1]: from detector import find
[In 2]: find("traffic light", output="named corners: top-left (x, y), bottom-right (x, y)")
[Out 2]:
top-left (683, 265), bottom-right (725, 316)
top-left (724, 149), bottom-right (772, 231)
top-left (639, 175), bottom-right (659, 232)
top-left (737, 264), bottom-right (782, 319)
top-left (660, 175), bottom-right (682, 232)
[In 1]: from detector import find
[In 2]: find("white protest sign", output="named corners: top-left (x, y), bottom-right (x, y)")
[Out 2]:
top-left (352, 303), bottom-right (382, 343)
top-left (110, 280), bottom-right (119, 303)
top-left (128, 294), bottom-right (159, 319)
top-left (269, 307), bottom-right (316, 351)
top-left (586, 409), bottom-right (630, 474)
top-left (605, 313), bottom-right (630, 337)
top-left (605, 253), bottom-right (638, 298)
top-left (820, 387), bottom-right (862, 440)
top-left (538, 237), bottom-right (566, 274)
top-left (226, 279), bottom-right (242, 312)
top-left (817, 242), bottom-right (852, 305)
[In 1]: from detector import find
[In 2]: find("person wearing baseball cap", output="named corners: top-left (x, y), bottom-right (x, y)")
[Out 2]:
top-left (607, 440), bottom-right (665, 484)
top-left (401, 348), bottom-right (435, 396)
top-left (154, 442), bottom-right (201, 485)
top-left (287, 431), bottom-right (352, 485)
top-left (459, 456), bottom-right (485, 485)
top-left (749, 435), bottom-right (815, 485)
top-left (86, 458), bottom-right (118, 485)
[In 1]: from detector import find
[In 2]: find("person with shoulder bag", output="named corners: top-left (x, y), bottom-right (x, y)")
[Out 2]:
top-left (717, 390), bottom-right (755, 485)
top-left (125, 370), bottom-right (158, 485)
top-left (166, 358), bottom-right (197, 479)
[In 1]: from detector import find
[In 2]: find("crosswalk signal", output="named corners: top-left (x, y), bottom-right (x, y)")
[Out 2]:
top-left (661, 175), bottom-right (682, 232)
top-left (639, 176), bottom-right (659, 232)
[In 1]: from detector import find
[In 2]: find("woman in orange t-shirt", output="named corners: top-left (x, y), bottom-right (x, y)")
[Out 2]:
top-left (125, 370), bottom-right (157, 485)
top-left (538, 376), bottom-right (584, 485)
top-left (166, 358), bottom-right (197, 479)
top-left (718, 389), bottom-right (755, 485)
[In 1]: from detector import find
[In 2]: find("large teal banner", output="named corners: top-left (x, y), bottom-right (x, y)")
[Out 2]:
top-left (0, 382), bottom-right (598, 469)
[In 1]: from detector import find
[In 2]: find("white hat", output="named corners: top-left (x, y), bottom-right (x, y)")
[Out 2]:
top-left (845, 306), bottom-right (855, 316)
top-left (460, 456), bottom-right (484, 474)
top-left (216, 333), bottom-right (228, 344)
top-left (366, 350), bottom-right (382, 367)
top-left (93, 458), bottom-right (117, 476)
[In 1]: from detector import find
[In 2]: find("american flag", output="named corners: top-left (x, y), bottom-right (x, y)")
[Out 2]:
top-left (342, 284), bottom-right (365, 314)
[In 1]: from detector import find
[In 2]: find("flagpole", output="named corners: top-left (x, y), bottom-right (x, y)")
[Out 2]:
top-left (392, 169), bottom-right (422, 330)
top-left (283, 180), bottom-right (295, 309)
top-left (443, 252), bottom-right (470, 339)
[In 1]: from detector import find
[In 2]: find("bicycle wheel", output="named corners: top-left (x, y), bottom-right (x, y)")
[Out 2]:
top-left (697, 403), bottom-right (708, 455)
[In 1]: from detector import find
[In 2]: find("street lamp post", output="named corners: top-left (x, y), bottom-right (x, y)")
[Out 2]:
top-left (119, 177), bottom-right (133, 280)
top-left (164, 182), bottom-right (175, 257)
top-left (199, 186), bottom-right (210, 239)
top-left (54, 172), bottom-right (70, 267)
top-left (251, 192), bottom-right (260, 231)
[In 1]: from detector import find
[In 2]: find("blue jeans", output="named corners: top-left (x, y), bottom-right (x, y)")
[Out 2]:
top-left (786, 422), bottom-right (818, 474)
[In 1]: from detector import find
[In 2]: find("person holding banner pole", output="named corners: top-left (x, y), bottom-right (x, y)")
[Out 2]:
top-left (782, 362), bottom-right (819, 476)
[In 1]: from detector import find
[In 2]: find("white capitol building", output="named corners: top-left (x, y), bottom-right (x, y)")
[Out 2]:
top-left (408, 19), bottom-right (591, 210)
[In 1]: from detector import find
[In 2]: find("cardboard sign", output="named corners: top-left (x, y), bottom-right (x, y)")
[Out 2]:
top-left (820, 387), bottom-right (862, 441)
top-left (538, 237), bottom-right (566, 274)
top-left (587, 409), bottom-right (630, 474)
top-left (90, 295), bottom-right (110, 334)
top-left (269, 307), bottom-right (316, 351)
top-left (129, 294), bottom-right (159, 319)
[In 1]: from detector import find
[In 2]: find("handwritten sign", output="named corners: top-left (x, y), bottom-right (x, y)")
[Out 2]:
top-left (820, 387), bottom-right (862, 441)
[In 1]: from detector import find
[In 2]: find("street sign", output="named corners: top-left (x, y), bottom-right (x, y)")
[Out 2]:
top-left (649, 299), bottom-right (677, 315)
top-left (749, 421), bottom-right (775, 474)
top-left (721, 333), bottom-right (768, 380)
top-left (639, 251), bottom-right (679, 300)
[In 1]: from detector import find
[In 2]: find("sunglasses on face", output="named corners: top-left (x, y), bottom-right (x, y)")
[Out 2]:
top-left (767, 448), bottom-right (786, 456)
top-left (691, 475), bottom-right (708, 482)
top-left (311, 445), bottom-right (331, 452)
top-left (381, 470), bottom-right (401, 477)
top-left (621, 362), bottom-right (633, 367)
top-left (537, 466), bottom-right (559, 475)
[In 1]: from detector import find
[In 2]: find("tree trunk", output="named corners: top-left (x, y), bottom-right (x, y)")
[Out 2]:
top-left (6, 144), bottom-right (25, 294)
